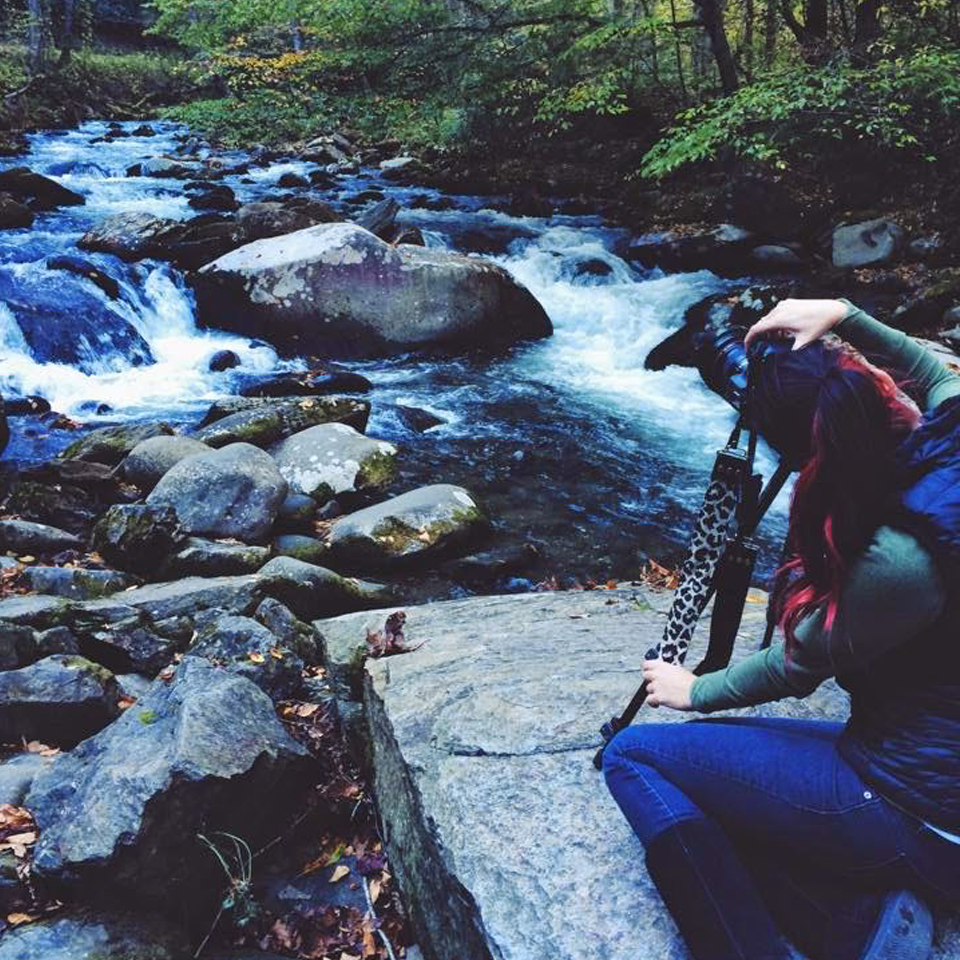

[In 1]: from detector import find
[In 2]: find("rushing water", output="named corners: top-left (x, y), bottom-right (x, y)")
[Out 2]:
top-left (0, 119), bottom-right (790, 587)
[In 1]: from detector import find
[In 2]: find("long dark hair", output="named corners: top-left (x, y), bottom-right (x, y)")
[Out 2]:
top-left (752, 342), bottom-right (920, 647)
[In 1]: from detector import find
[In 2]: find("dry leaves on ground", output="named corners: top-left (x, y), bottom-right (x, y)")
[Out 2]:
top-left (0, 805), bottom-right (37, 858)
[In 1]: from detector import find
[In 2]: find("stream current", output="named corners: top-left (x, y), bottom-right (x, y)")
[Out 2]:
top-left (0, 120), bottom-right (790, 589)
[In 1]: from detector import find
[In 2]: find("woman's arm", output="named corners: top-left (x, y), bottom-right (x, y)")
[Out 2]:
top-left (836, 301), bottom-right (960, 413)
top-left (687, 526), bottom-right (946, 713)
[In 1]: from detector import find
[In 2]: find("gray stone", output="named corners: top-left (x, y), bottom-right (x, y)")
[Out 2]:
top-left (0, 655), bottom-right (120, 747)
top-left (0, 594), bottom-right (72, 629)
top-left (147, 442), bottom-right (288, 543)
top-left (92, 503), bottom-right (186, 575)
top-left (0, 166), bottom-right (84, 210)
top-left (0, 621), bottom-right (39, 670)
top-left (110, 574), bottom-right (266, 622)
top-left (0, 752), bottom-right (53, 806)
top-left (121, 435), bottom-right (209, 489)
top-left (60, 421), bottom-right (174, 466)
top-left (194, 395), bottom-right (369, 448)
top-left (310, 588), bottom-right (960, 960)
top-left (325, 484), bottom-right (488, 571)
top-left (0, 519), bottom-right (83, 554)
top-left (907, 236), bottom-right (942, 261)
top-left (78, 212), bottom-right (182, 262)
top-left (236, 199), bottom-right (338, 243)
top-left (199, 394), bottom-right (369, 429)
top-left (192, 223), bottom-right (552, 359)
top-left (191, 615), bottom-right (303, 700)
top-left (276, 492), bottom-right (318, 529)
top-left (20, 565), bottom-right (136, 600)
top-left (273, 533), bottom-right (328, 564)
top-left (254, 597), bottom-right (319, 661)
top-left (0, 910), bottom-right (189, 960)
top-left (27, 657), bottom-right (310, 916)
top-left (165, 537), bottom-right (271, 577)
top-left (81, 623), bottom-right (179, 676)
top-left (141, 156), bottom-right (202, 179)
top-left (832, 218), bottom-right (905, 269)
top-left (35, 625), bottom-right (80, 657)
top-left (259, 555), bottom-right (391, 620)
top-left (269, 422), bottom-right (397, 501)
top-left (749, 245), bottom-right (806, 271)
top-left (0, 193), bottom-right (34, 229)
top-left (116, 672), bottom-right (154, 702)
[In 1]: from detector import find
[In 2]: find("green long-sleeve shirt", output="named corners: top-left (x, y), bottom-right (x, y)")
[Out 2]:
top-left (690, 302), bottom-right (960, 713)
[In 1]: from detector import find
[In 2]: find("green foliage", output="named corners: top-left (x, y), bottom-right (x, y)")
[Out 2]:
top-left (642, 47), bottom-right (960, 178)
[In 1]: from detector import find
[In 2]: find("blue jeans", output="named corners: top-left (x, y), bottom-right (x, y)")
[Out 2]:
top-left (603, 717), bottom-right (960, 960)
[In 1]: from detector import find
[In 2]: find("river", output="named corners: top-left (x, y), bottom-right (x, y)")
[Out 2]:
top-left (0, 119), bottom-right (790, 591)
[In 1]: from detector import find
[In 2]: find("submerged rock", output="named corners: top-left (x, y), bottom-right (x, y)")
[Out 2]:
top-left (269, 422), bottom-right (397, 501)
top-left (26, 657), bottom-right (310, 917)
top-left (209, 348), bottom-right (240, 371)
top-left (0, 655), bottom-right (120, 747)
top-left (46, 254), bottom-right (121, 299)
top-left (324, 484), bottom-right (488, 570)
top-left (0, 166), bottom-right (85, 209)
top-left (147, 442), bottom-right (287, 543)
top-left (192, 222), bottom-right (552, 358)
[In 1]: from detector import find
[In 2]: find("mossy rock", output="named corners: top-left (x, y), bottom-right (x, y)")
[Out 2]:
top-left (61, 423), bottom-right (174, 467)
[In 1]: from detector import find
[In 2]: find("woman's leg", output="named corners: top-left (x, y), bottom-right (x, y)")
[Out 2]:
top-left (602, 716), bottom-right (935, 960)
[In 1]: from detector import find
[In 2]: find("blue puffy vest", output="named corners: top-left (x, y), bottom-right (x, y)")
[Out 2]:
top-left (838, 395), bottom-right (960, 832)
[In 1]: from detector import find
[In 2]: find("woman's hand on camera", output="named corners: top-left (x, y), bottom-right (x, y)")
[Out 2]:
top-left (643, 659), bottom-right (695, 710)
top-left (745, 298), bottom-right (849, 352)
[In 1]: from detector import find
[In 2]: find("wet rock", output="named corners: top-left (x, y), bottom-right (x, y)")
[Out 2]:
top-left (188, 183), bottom-right (238, 212)
top-left (259, 556), bottom-right (391, 620)
top-left (147, 443), bottom-right (287, 543)
top-left (191, 615), bottom-right (303, 699)
top-left (4, 395), bottom-right (50, 415)
top-left (78, 211), bottom-right (182, 261)
top-left (209, 348), bottom-right (240, 372)
top-left (194, 396), bottom-right (370, 448)
top-left (161, 214), bottom-right (245, 270)
top-left (396, 404), bottom-right (444, 432)
top-left (0, 192), bottom-right (34, 229)
top-left (0, 518), bottom-right (83, 554)
top-left (0, 623), bottom-right (39, 670)
top-left (276, 492), bottom-right (318, 531)
top-left (20, 566), bottom-right (137, 601)
top-left (325, 485), bottom-right (488, 571)
top-left (92, 504), bottom-right (186, 575)
top-left (0, 753), bottom-right (51, 806)
top-left (0, 655), bottom-right (120, 747)
top-left (240, 370), bottom-right (373, 398)
top-left (626, 224), bottom-right (755, 276)
top-left (832, 218), bottom-right (905, 269)
top-left (141, 157), bottom-right (202, 179)
top-left (235, 199), bottom-right (337, 242)
top-left (277, 171), bottom-right (309, 188)
top-left (269, 422), bottom-right (397, 501)
top-left (132, 124), bottom-right (157, 136)
top-left (61, 421), bottom-right (174, 466)
top-left (346, 189), bottom-right (385, 205)
top-left (80, 623), bottom-right (178, 676)
top-left (192, 223), bottom-right (552, 359)
top-left (354, 197), bottom-right (400, 240)
top-left (273, 533), bottom-right (328, 564)
top-left (393, 226), bottom-right (426, 246)
top-left (0, 166), bottom-right (85, 210)
top-left (164, 538), bottom-right (271, 578)
top-left (0, 909), bottom-right (189, 960)
top-left (121, 435), bottom-right (210, 490)
top-left (46, 255), bottom-right (121, 299)
top-left (26, 657), bottom-right (310, 919)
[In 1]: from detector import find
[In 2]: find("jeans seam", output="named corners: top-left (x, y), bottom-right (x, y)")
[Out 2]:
top-left (619, 739), bottom-right (877, 816)
top-left (605, 755), bottom-right (699, 841)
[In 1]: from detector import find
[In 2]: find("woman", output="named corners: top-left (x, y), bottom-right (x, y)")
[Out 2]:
top-left (603, 298), bottom-right (960, 960)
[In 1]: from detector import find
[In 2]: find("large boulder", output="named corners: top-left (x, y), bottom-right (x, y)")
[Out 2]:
top-left (832, 218), bottom-right (905, 269)
top-left (92, 503), bottom-right (186, 575)
top-left (121, 435), bottom-right (210, 489)
top-left (147, 442), bottom-right (287, 543)
top-left (78, 212), bottom-right (182, 261)
top-left (194, 395), bottom-right (370, 448)
top-left (0, 655), bottom-right (120, 746)
top-left (110, 574), bottom-right (267, 622)
top-left (47, 254), bottom-right (122, 299)
top-left (269, 422), bottom-right (397, 501)
top-left (141, 157), bottom-right (202, 179)
top-left (191, 222), bottom-right (552, 358)
top-left (626, 224), bottom-right (755, 276)
top-left (61, 422), bottom-right (174, 466)
top-left (0, 192), bottom-right (34, 229)
top-left (235, 198), bottom-right (337, 242)
top-left (323, 484), bottom-right (489, 571)
top-left (0, 166), bottom-right (85, 210)
top-left (311, 587), bottom-right (960, 960)
top-left (26, 657), bottom-right (310, 918)
top-left (0, 910), bottom-right (189, 960)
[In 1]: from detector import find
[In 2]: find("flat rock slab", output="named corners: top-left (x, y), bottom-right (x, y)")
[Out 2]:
top-left (316, 588), bottom-right (960, 960)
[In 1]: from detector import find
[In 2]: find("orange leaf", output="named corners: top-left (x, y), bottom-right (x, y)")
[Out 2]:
top-left (248, 652), bottom-right (266, 664)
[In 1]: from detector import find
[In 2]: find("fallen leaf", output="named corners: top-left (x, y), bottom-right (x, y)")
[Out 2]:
top-left (17, 555), bottom-right (35, 564)
top-left (329, 864), bottom-right (350, 883)
top-left (118, 695), bottom-right (137, 710)
top-left (6, 912), bottom-right (40, 927)
top-left (248, 652), bottom-right (266, 664)
top-left (24, 741), bottom-right (59, 757)
top-left (270, 647), bottom-right (285, 660)
top-left (368, 877), bottom-right (382, 903)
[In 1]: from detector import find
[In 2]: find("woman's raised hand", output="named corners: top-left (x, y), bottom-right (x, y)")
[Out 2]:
top-left (744, 298), bottom-right (849, 352)
top-left (642, 658), bottom-right (696, 711)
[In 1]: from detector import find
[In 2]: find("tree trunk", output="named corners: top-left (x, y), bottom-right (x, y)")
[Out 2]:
top-left (27, 0), bottom-right (49, 75)
top-left (853, 0), bottom-right (881, 49)
top-left (744, 0), bottom-right (755, 80)
top-left (669, 0), bottom-right (689, 101)
top-left (764, 0), bottom-right (777, 65)
top-left (57, 0), bottom-right (78, 66)
top-left (694, 0), bottom-right (739, 94)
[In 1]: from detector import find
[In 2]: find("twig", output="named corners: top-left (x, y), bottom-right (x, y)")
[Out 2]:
top-left (363, 876), bottom-right (398, 960)
top-left (3, 76), bottom-right (38, 103)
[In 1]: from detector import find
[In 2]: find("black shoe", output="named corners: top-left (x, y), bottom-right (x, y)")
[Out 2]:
top-left (859, 889), bottom-right (933, 960)
top-left (644, 817), bottom-right (792, 960)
